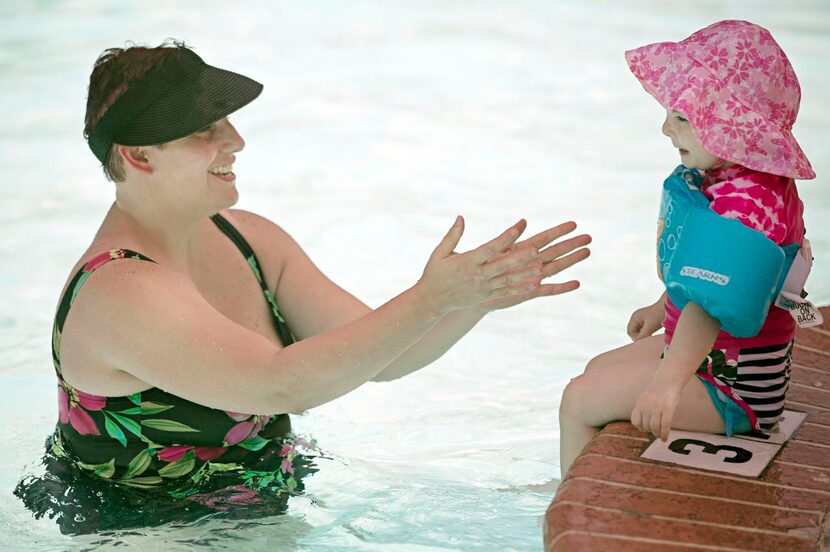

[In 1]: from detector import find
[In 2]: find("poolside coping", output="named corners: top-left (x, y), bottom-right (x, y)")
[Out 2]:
top-left (544, 305), bottom-right (830, 552)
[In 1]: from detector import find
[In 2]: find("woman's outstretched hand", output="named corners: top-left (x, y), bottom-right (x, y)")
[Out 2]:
top-left (478, 221), bottom-right (591, 311)
top-left (415, 216), bottom-right (538, 314)
top-left (415, 217), bottom-right (591, 315)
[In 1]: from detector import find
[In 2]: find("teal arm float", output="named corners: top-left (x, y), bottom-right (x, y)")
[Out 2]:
top-left (657, 166), bottom-right (800, 338)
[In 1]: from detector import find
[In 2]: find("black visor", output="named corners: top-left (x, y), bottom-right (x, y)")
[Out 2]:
top-left (87, 47), bottom-right (262, 163)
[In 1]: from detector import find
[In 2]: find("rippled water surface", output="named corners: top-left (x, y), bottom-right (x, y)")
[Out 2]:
top-left (1, 1), bottom-right (828, 550)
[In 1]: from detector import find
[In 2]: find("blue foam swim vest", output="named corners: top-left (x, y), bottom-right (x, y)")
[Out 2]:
top-left (657, 165), bottom-right (799, 337)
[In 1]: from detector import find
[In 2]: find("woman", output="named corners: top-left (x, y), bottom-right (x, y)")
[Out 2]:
top-left (16, 40), bottom-right (591, 533)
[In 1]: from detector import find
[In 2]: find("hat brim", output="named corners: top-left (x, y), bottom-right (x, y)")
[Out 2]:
top-left (625, 42), bottom-right (815, 180)
top-left (87, 48), bottom-right (263, 163)
top-left (116, 62), bottom-right (262, 147)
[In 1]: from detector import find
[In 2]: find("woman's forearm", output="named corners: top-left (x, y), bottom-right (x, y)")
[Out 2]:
top-left (371, 307), bottom-right (488, 381)
top-left (271, 286), bottom-right (444, 412)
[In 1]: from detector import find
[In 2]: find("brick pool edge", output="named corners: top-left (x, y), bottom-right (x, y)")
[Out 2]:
top-left (544, 306), bottom-right (830, 552)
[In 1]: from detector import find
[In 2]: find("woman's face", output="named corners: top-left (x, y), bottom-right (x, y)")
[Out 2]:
top-left (661, 110), bottom-right (723, 171)
top-left (149, 117), bottom-right (246, 209)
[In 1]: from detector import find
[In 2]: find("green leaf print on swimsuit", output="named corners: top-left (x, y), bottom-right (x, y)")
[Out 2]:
top-left (15, 214), bottom-right (321, 535)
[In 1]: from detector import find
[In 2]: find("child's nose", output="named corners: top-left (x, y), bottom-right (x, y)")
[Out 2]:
top-left (661, 115), bottom-right (673, 138)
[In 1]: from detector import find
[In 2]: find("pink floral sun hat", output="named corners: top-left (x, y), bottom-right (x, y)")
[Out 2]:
top-left (625, 19), bottom-right (815, 180)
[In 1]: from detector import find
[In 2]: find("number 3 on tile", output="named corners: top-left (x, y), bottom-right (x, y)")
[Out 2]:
top-left (668, 438), bottom-right (753, 464)
top-left (641, 429), bottom-right (781, 476)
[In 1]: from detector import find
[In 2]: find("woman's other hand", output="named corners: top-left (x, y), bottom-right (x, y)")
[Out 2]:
top-left (478, 221), bottom-right (591, 311)
top-left (416, 217), bottom-right (554, 314)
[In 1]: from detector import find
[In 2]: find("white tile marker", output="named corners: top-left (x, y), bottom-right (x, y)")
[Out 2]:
top-left (640, 410), bottom-right (807, 477)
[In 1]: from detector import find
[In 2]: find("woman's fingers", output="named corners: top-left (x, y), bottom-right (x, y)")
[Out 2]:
top-left (482, 232), bottom-right (590, 282)
top-left (541, 246), bottom-right (591, 278)
top-left (534, 280), bottom-right (581, 297)
top-left (420, 217), bottom-right (536, 312)
top-left (487, 263), bottom-right (543, 289)
top-left (486, 277), bottom-right (542, 299)
top-left (523, 221), bottom-right (579, 250)
top-left (477, 221), bottom-right (589, 267)
top-left (539, 234), bottom-right (593, 267)
top-left (422, 218), bottom-right (589, 312)
top-left (481, 243), bottom-right (540, 278)
top-left (430, 216), bottom-right (465, 261)
top-left (485, 249), bottom-right (586, 298)
top-left (471, 219), bottom-right (527, 262)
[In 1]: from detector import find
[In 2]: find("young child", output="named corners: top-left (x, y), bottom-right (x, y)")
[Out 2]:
top-left (558, 20), bottom-right (817, 476)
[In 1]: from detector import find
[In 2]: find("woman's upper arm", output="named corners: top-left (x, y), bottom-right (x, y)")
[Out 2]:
top-left (225, 209), bottom-right (372, 339)
top-left (79, 259), bottom-right (295, 415)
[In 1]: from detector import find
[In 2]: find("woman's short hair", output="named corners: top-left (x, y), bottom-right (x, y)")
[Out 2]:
top-left (83, 39), bottom-right (186, 182)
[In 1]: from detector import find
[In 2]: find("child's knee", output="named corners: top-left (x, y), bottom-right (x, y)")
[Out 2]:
top-left (559, 374), bottom-right (592, 418)
top-left (584, 357), bottom-right (600, 373)
top-left (584, 351), bottom-right (609, 373)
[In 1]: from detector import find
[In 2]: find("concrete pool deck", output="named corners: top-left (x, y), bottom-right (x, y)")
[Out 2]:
top-left (545, 305), bottom-right (830, 552)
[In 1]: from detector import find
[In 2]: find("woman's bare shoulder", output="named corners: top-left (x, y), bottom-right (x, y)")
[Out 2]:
top-left (57, 254), bottom-right (290, 412)
top-left (218, 208), bottom-right (301, 282)
top-left (57, 254), bottom-right (179, 394)
top-left (220, 208), bottom-right (293, 241)
top-left (55, 235), bottom-right (146, 321)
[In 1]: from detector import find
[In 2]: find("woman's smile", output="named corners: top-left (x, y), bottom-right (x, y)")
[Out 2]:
top-left (208, 163), bottom-right (236, 185)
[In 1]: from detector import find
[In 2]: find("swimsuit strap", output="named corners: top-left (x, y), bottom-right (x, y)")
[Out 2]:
top-left (210, 213), bottom-right (295, 347)
top-left (51, 214), bottom-right (295, 380)
top-left (52, 249), bottom-right (156, 379)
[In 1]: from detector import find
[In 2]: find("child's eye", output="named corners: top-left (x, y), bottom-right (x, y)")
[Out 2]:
top-left (675, 115), bottom-right (688, 123)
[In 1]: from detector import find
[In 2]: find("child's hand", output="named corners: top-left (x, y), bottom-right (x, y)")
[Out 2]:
top-left (630, 377), bottom-right (683, 441)
top-left (627, 300), bottom-right (664, 341)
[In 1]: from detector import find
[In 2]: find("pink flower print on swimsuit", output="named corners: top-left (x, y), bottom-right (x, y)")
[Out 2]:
top-left (626, 20), bottom-right (815, 180)
top-left (280, 443), bottom-right (295, 475)
top-left (58, 383), bottom-right (106, 436)
top-left (157, 445), bottom-right (228, 463)
top-left (82, 249), bottom-right (127, 271)
top-left (23, 214), bottom-right (323, 534)
top-left (222, 411), bottom-right (276, 451)
top-left (185, 484), bottom-right (266, 511)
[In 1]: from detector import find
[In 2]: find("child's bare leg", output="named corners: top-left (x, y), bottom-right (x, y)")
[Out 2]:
top-left (583, 333), bottom-right (668, 374)
top-left (559, 334), bottom-right (724, 476)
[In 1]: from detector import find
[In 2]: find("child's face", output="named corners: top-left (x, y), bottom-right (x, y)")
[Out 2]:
top-left (661, 110), bottom-right (724, 171)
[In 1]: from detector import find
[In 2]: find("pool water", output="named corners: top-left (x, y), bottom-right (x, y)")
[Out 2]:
top-left (1, 1), bottom-right (828, 550)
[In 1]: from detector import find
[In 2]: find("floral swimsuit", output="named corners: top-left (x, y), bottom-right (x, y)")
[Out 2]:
top-left (15, 213), bottom-right (318, 534)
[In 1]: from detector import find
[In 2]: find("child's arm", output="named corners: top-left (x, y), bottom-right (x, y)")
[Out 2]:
top-left (630, 300), bottom-right (720, 440)
top-left (627, 291), bottom-right (667, 340)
